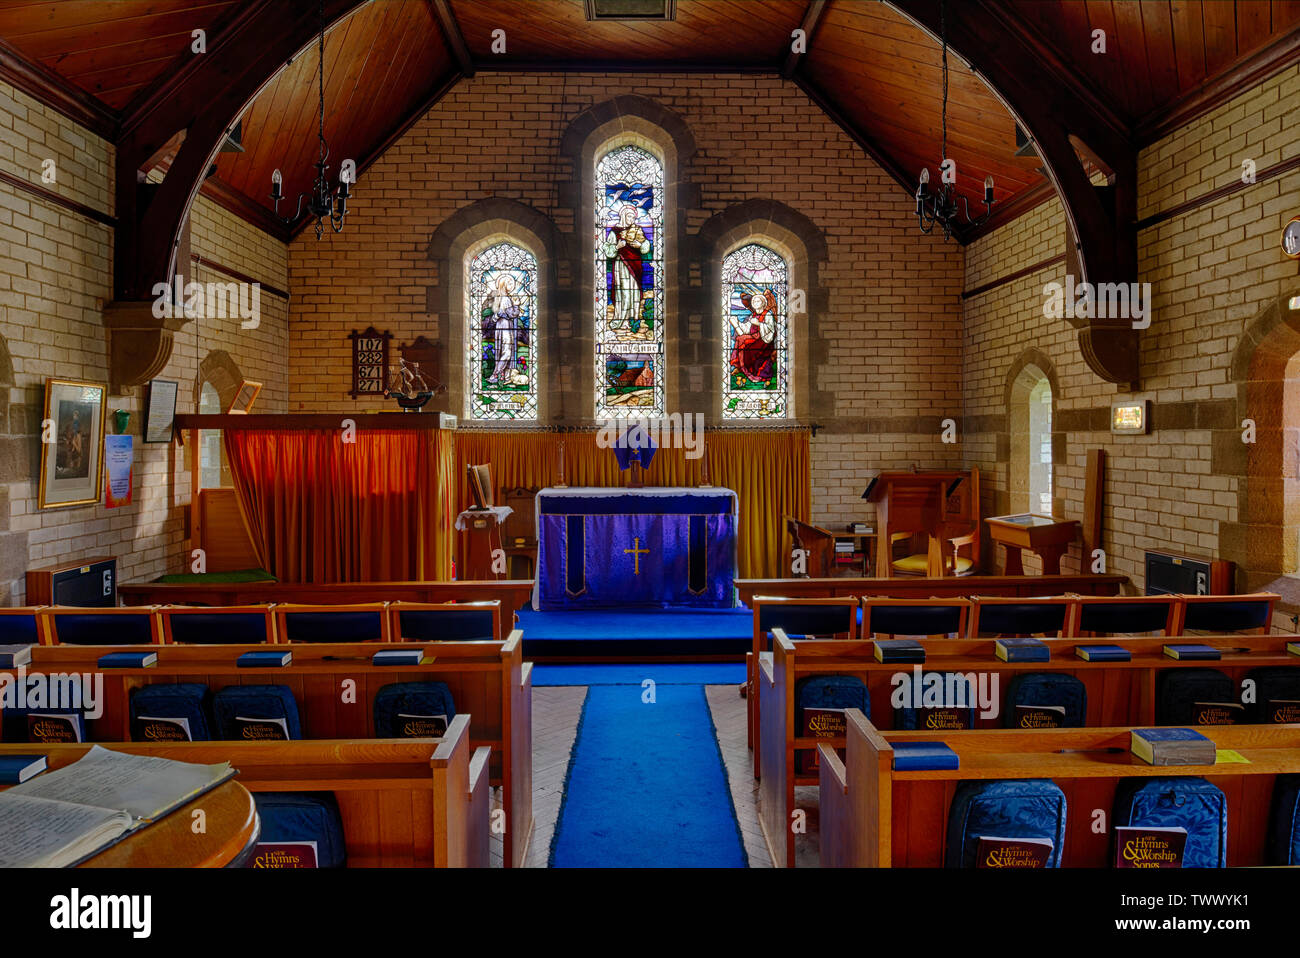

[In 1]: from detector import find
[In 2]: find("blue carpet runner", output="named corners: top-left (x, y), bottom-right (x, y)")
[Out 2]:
top-left (549, 682), bottom-right (747, 867)
top-left (518, 607), bottom-right (752, 658)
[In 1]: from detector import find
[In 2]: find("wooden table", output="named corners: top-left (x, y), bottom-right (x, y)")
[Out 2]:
top-left (80, 780), bottom-right (259, 868)
top-left (985, 514), bottom-right (1080, 575)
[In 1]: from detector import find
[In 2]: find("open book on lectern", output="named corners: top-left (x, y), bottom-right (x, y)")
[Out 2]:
top-left (0, 745), bottom-right (234, 868)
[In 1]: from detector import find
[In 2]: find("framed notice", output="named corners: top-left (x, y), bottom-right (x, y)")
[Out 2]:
top-left (39, 378), bottom-right (107, 509)
top-left (227, 379), bottom-right (262, 414)
top-left (349, 326), bottom-right (391, 399)
top-left (144, 378), bottom-right (178, 443)
top-left (104, 434), bottom-right (134, 508)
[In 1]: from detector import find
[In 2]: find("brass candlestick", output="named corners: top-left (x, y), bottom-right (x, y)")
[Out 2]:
top-left (699, 438), bottom-right (712, 488)
top-left (555, 439), bottom-right (568, 489)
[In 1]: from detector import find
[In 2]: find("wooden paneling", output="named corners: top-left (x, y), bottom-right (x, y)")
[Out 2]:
top-left (0, 0), bottom-right (240, 109)
top-left (450, 0), bottom-right (805, 64)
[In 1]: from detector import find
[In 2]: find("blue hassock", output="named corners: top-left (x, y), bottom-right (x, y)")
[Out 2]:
top-left (549, 683), bottom-right (747, 867)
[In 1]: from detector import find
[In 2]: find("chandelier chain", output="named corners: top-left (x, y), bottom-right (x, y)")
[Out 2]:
top-left (940, 0), bottom-right (947, 165)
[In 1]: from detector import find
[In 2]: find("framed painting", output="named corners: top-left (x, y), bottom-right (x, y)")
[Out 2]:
top-left (39, 378), bottom-right (107, 509)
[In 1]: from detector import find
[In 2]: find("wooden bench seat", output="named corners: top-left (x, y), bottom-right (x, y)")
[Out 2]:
top-left (0, 719), bottom-right (491, 867)
top-left (820, 714), bottom-right (1300, 868)
top-left (735, 573), bottom-right (1129, 607)
top-left (1, 636), bottom-right (533, 867)
top-left (756, 628), bottom-right (1300, 866)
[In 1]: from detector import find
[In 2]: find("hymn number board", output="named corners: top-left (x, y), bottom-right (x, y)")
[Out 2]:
top-left (349, 327), bottom-right (392, 399)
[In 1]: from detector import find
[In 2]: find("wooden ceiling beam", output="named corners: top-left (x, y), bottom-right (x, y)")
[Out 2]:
top-left (890, 0), bottom-right (1139, 385)
top-left (112, 0), bottom-right (369, 301)
top-left (0, 36), bottom-right (117, 139)
top-left (430, 0), bottom-right (475, 78)
top-left (782, 0), bottom-right (827, 78)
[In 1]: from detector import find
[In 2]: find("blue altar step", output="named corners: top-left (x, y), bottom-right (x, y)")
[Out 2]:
top-left (517, 607), bottom-right (752, 658)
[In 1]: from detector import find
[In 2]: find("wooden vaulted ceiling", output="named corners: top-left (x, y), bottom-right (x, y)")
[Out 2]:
top-left (1, 0), bottom-right (1297, 242)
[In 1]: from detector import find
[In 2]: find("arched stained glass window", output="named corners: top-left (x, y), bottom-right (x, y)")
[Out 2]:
top-left (722, 243), bottom-right (789, 419)
top-left (595, 145), bottom-right (664, 419)
top-left (466, 241), bottom-right (538, 421)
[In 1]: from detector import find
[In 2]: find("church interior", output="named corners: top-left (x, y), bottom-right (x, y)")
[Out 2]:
top-left (1, 0), bottom-right (1299, 901)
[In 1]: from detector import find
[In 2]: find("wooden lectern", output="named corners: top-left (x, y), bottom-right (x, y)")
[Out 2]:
top-left (865, 469), bottom-right (979, 577)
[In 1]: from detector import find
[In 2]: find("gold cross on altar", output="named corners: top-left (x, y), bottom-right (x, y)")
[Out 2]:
top-left (623, 536), bottom-right (650, 575)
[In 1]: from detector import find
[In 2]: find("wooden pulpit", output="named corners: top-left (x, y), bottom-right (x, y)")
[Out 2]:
top-left (865, 469), bottom-right (979, 577)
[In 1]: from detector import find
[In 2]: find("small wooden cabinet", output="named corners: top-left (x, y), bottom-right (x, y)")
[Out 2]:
top-left (26, 556), bottom-right (117, 606)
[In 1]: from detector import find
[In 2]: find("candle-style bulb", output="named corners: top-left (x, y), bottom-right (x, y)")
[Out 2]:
top-left (271, 168), bottom-right (283, 201)
top-left (984, 174), bottom-right (994, 204)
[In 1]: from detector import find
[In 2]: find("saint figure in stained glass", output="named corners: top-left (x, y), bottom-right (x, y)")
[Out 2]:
top-left (466, 241), bottom-right (538, 421)
top-left (722, 243), bottom-right (789, 419)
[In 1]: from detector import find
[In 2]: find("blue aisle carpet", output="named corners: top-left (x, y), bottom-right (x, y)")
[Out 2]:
top-left (533, 663), bottom-right (745, 686)
top-left (518, 607), bottom-right (752, 657)
top-left (549, 683), bottom-right (747, 868)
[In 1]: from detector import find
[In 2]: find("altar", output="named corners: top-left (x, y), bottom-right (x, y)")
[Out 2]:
top-left (532, 487), bottom-right (738, 610)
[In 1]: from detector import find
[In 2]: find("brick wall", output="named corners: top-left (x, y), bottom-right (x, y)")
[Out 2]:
top-left (286, 72), bottom-right (966, 531)
top-left (0, 81), bottom-right (288, 602)
top-left (962, 64), bottom-right (1300, 594)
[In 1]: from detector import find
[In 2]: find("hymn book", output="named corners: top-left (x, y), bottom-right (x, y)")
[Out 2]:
top-left (975, 836), bottom-right (1053, 868)
top-left (1130, 728), bottom-right (1216, 765)
top-left (874, 639), bottom-right (925, 663)
top-left (1191, 701), bottom-right (1243, 725)
top-left (995, 638), bottom-right (1050, 662)
top-left (0, 755), bottom-right (46, 784)
top-left (0, 746), bottom-right (233, 867)
top-left (1163, 644), bottom-right (1221, 660)
top-left (1074, 644), bottom-right (1130, 662)
top-left (1114, 826), bottom-right (1186, 868)
top-left (0, 645), bottom-right (32, 667)
top-left (1015, 704), bottom-right (1066, 728)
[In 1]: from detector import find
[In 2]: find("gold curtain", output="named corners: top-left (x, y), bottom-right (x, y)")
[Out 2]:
top-left (224, 428), bottom-right (454, 583)
top-left (452, 429), bottom-right (810, 578)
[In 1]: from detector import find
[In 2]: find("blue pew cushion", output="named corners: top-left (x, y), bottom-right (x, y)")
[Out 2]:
top-left (212, 684), bottom-right (301, 740)
top-left (52, 612), bottom-right (153, 645)
top-left (394, 608), bottom-right (495, 642)
top-left (1244, 666), bottom-right (1300, 724)
top-left (249, 792), bottom-right (346, 868)
top-left (1003, 672), bottom-right (1087, 728)
top-left (130, 683), bottom-right (212, 741)
top-left (894, 671), bottom-right (976, 730)
top-left (868, 603), bottom-right (964, 636)
top-left (1182, 599), bottom-right (1271, 633)
top-left (1079, 601), bottom-right (1171, 635)
top-left (1268, 775), bottom-right (1300, 866)
top-left (794, 674), bottom-right (869, 774)
top-left (281, 610), bottom-right (384, 643)
top-left (945, 779), bottom-right (1067, 868)
top-left (373, 682), bottom-right (456, 737)
top-left (1113, 777), bottom-right (1227, 868)
top-left (973, 602), bottom-right (1069, 637)
top-left (1156, 668), bottom-right (1236, 726)
top-left (168, 612), bottom-right (271, 645)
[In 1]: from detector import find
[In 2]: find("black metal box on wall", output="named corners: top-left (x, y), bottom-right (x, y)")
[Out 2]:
top-left (1144, 550), bottom-right (1233, 596)
top-left (26, 556), bottom-right (117, 606)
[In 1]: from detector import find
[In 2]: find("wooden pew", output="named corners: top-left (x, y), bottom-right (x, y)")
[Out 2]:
top-left (117, 580), bottom-right (534, 642)
top-left (0, 718), bottom-right (491, 867)
top-left (756, 628), bottom-right (1300, 867)
top-left (1, 636), bottom-right (534, 868)
top-left (735, 573), bottom-right (1129, 607)
top-left (821, 712), bottom-right (1300, 867)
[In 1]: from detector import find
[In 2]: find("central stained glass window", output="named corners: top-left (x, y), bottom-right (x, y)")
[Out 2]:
top-left (595, 144), bottom-right (664, 418)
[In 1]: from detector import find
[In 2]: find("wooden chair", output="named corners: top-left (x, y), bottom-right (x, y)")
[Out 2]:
top-left (860, 597), bottom-right (970, 638)
top-left (500, 487), bottom-right (539, 580)
top-left (41, 606), bottom-right (161, 646)
top-left (272, 602), bottom-right (391, 643)
top-left (160, 604), bottom-right (277, 644)
top-left (1069, 594), bottom-right (1179, 637)
top-left (878, 469), bottom-right (980, 578)
top-left (1172, 592), bottom-right (1279, 635)
top-left (0, 607), bottom-right (47, 645)
top-left (967, 595), bottom-right (1078, 638)
top-left (388, 601), bottom-right (501, 643)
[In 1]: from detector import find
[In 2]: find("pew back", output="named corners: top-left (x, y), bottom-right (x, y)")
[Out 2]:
top-left (273, 603), bottom-right (391, 643)
top-left (389, 601), bottom-right (501, 643)
top-left (861, 597), bottom-right (970, 638)
top-left (42, 606), bottom-right (162, 646)
top-left (161, 604), bottom-right (277, 645)
top-left (821, 712), bottom-right (1300, 867)
top-left (0, 719), bottom-right (491, 867)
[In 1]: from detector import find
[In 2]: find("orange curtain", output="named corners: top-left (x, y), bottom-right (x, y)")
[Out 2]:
top-left (452, 429), bottom-right (810, 578)
top-left (224, 428), bottom-right (453, 583)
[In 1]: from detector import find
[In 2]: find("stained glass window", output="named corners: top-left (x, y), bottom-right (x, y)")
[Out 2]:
top-left (595, 145), bottom-right (664, 418)
top-left (466, 241), bottom-right (538, 421)
top-left (721, 243), bottom-right (789, 419)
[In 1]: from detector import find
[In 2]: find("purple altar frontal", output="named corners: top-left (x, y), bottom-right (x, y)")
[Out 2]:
top-left (532, 486), bottom-right (738, 610)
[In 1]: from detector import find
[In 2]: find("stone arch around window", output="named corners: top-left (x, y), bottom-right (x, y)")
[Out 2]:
top-left (696, 200), bottom-right (830, 421)
top-left (426, 199), bottom-right (558, 423)
top-left (1222, 285), bottom-right (1300, 601)
top-left (196, 349), bottom-right (244, 412)
top-left (559, 95), bottom-right (696, 420)
top-left (1001, 349), bottom-right (1062, 502)
top-left (1005, 358), bottom-right (1056, 516)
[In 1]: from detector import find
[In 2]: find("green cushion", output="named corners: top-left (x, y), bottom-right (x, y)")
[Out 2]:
top-left (891, 554), bottom-right (973, 575)
top-left (155, 568), bottom-right (277, 584)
